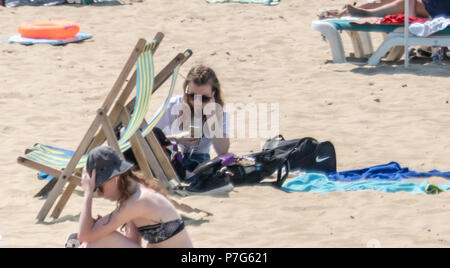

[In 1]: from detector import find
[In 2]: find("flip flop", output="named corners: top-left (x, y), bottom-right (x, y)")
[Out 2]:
top-left (64, 233), bottom-right (80, 248)
top-left (425, 184), bottom-right (443, 195)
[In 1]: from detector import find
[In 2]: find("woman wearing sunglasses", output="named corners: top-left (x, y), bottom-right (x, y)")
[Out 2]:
top-left (155, 65), bottom-right (231, 185)
top-left (70, 146), bottom-right (193, 248)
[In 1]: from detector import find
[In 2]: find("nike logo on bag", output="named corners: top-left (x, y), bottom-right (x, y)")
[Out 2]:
top-left (315, 156), bottom-right (330, 163)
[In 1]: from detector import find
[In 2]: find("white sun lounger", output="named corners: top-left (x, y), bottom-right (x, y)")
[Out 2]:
top-left (312, 18), bottom-right (450, 65)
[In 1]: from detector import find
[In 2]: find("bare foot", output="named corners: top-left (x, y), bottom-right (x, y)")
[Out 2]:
top-left (336, 7), bottom-right (350, 17)
top-left (317, 9), bottom-right (341, 19)
top-left (347, 4), bottom-right (370, 17)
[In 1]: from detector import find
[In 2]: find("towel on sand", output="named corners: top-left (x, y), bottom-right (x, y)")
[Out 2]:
top-left (327, 162), bottom-right (450, 182)
top-left (9, 32), bottom-right (92, 46)
top-left (282, 173), bottom-right (450, 194)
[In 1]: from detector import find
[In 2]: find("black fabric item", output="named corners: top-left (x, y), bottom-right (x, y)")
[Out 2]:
top-left (423, 0), bottom-right (450, 17)
top-left (261, 136), bottom-right (336, 173)
top-left (192, 135), bottom-right (337, 188)
top-left (138, 219), bottom-right (185, 244)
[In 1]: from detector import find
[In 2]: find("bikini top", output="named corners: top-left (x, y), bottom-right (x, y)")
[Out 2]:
top-left (138, 218), bottom-right (185, 244)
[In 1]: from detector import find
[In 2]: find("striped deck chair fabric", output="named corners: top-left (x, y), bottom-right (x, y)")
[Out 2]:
top-left (24, 41), bottom-right (181, 170)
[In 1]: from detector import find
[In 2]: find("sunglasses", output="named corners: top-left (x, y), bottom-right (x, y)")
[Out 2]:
top-left (187, 93), bottom-right (213, 103)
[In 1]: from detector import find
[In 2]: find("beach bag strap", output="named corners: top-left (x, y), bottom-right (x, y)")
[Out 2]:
top-left (276, 160), bottom-right (290, 187)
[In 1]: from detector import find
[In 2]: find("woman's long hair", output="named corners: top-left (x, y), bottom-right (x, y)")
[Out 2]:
top-left (107, 169), bottom-right (167, 230)
top-left (182, 65), bottom-right (225, 107)
top-left (116, 168), bottom-right (167, 207)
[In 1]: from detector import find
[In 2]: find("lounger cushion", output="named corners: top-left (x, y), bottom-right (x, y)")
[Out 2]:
top-left (325, 19), bottom-right (450, 34)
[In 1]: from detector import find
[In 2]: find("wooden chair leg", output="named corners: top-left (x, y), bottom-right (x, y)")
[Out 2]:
top-left (146, 132), bottom-right (180, 184)
top-left (35, 178), bottom-right (58, 198)
top-left (135, 134), bottom-right (171, 190)
top-left (98, 109), bottom-right (124, 158)
top-left (51, 181), bottom-right (78, 219)
top-left (36, 116), bottom-right (102, 222)
top-left (130, 135), bottom-right (155, 181)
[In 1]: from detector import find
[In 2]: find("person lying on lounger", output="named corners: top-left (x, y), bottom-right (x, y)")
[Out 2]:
top-left (322, 0), bottom-right (450, 19)
top-left (68, 146), bottom-right (193, 248)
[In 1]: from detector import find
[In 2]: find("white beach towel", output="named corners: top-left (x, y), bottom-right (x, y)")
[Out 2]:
top-left (409, 16), bottom-right (450, 37)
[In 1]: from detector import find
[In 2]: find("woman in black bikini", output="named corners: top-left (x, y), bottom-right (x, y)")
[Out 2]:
top-left (75, 146), bottom-right (193, 248)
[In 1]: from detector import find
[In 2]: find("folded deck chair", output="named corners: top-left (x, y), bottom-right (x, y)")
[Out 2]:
top-left (17, 33), bottom-right (209, 221)
top-left (312, 18), bottom-right (450, 65)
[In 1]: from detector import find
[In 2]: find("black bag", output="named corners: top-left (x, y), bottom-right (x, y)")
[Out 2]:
top-left (261, 135), bottom-right (336, 173)
top-left (192, 135), bottom-right (337, 187)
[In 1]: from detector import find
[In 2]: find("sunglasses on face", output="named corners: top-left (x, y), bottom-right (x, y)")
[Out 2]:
top-left (187, 93), bottom-right (213, 103)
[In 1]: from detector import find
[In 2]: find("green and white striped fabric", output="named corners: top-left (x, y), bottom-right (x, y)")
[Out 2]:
top-left (118, 43), bottom-right (155, 144)
top-left (24, 42), bottom-right (181, 170)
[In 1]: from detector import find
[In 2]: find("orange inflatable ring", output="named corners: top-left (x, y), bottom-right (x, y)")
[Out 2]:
top-left (18, 21), bottom-right (80, 40)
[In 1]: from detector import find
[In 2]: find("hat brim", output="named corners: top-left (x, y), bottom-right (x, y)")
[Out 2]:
top-left (94, 160), bottom-right (134, 191)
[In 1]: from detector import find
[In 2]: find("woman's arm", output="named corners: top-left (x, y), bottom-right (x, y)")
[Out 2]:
top-left (78, 191), bottom-right (95, 242)
top-left (78, 168), bottom-right (96, 241)
top-left (78, 168), bottom-right (136, 244)
top-left (205, 101), bottom-right (230, 156)
top-left (167, 132), bottom-right (200, 146)
top-left (78, 205), bottom-right (136, 244)
top-left (125, 221), bottom-right (142, 245)
top-left (212, 137), bottom-right (230, 156)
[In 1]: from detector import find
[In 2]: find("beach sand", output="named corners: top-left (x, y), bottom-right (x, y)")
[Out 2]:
top-left (1, 0), bottom-right (450, 248)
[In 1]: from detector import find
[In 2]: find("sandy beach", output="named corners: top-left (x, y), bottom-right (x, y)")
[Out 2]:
top-left (1, 0), bottom-right (450, 248)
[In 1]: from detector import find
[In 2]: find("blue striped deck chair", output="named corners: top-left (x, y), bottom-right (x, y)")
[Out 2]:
top-left (312, 17), bottom-right (450, 65)
top-left (26, 49), bottom-right (205, 220)
top-left (29, 57), bottom-right (183, 194)
top-left (16, 33), bottom-right (192, 221)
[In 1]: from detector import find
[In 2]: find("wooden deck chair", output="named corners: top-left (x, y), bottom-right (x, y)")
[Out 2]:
top-left (32, 47), bottom-right (192, 198)
top-left (34, 50), bottom-right (204, 216)
top-left (25, 49), bottom-right (208, 220)
top-left (17, 33), bottom-right (210, 222)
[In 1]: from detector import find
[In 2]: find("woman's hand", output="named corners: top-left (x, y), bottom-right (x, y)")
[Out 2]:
top-left (94, 215), bottom-right (103, 223)
top-left (168, 131), bottom-right (201, 146)
top-left (81, 167), bottom-right (96, 194)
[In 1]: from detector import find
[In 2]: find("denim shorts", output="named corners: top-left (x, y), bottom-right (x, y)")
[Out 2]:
top-left (182, 153), bottom-right (210, 172)
top-left (181, 153), bottom-right (210, 183)
top-left (423, 0), bottom-right (450, 17)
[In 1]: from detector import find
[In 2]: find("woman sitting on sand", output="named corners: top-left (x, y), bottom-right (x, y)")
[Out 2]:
top-left (325, 0), bottom-right (450, 19)
top-left (155, 65), bottom-right (230, 179)
top-left (72, 146), bottom-right (193, 248)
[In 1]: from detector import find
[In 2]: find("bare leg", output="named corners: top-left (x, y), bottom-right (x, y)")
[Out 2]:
top-left (357, 0), bottom-right (397, 9)
top-left (347, 0), bottom-right (431, 18)
top-left (336, 0), bottom-right (397, 17)
top-left (82, 231), bottom-right (141, 248)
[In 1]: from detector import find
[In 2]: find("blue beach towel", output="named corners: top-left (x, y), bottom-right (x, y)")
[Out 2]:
top-left (282, 173), bottom-right (450, 194)
top-left (9, 32), bottom-right (92, 46)
top-left (206, 0), bottom-right (280, 6)
top-left (327, 162), bottom-right (450, 182)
